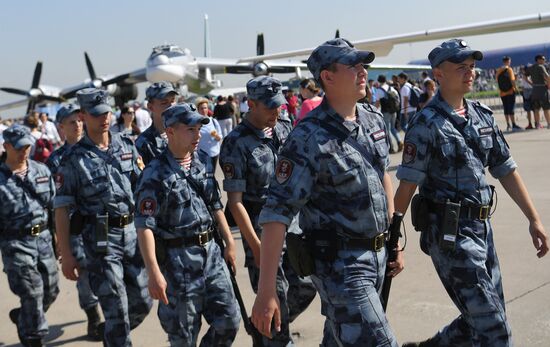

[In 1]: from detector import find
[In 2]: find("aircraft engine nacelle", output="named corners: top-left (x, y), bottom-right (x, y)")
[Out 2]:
top-left (252, 62), bottom-right (269, 77)
top-left (111, 84), bottom-right (138, 108)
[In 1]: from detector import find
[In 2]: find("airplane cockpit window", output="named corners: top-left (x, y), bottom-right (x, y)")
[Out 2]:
top-left (149, 45), bottom-right (186, 60)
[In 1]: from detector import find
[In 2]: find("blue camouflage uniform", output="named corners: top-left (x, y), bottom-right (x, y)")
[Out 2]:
top-left (0, 125), bottom-right (59, 342)
top-left (134, 103), bottom-right (240, 346)
top-left (135, 81), bottom-right (178, 165)
top-left (259, 38), bottom-right (399, 347)
top-left (47, 141), bottom-right (99, 312)
top-left (220, 76), bottom-right (316, 346)
top-left (396, 92), bottom-right (516, 346)
top-left (54, 88), bottom-right (152, 347)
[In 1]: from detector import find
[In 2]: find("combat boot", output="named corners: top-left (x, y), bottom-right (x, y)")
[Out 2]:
top-left (402, 338), bottom-right (439, 347)
top-left (85, 305), bottom-right (104, 341)
top-left (25, 338), bottom-right (45, 347)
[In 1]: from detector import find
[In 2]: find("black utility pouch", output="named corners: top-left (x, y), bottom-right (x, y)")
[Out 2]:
top-left (411, 194), bottom-right (430, 232)
top-left (286, 232), bottom-right (315, 277)
top-left (95, 213), bottom-right (109, 254)
top-left (154, 237), bottom-right (167, 266)
top-left (69, 211), bottom-right (84, 235)
top-left (312, 229), bottom-right (338, 262)
top-left (439, 200), bottom-right (461, 251)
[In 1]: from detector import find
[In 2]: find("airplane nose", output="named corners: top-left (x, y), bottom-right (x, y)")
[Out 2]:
top-left (149, 54), bottom-right (170, 66)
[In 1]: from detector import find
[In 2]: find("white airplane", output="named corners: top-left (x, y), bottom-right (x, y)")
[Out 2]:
top-left (2, 12), bottom-right (549, 113)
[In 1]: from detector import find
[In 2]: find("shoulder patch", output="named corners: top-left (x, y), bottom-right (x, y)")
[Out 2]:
top-left (222, 163), bottom-right (234, 179)
top-left (55, 173), bottom-right (64, 190)
top-left (275, 159), bottom-right (293, 184)
top-left (36, 176), bottom-right (49, 184)
top-left (139, 198), bottom-right (157, 216)
top-left (402, 143), bottom-right (417, 164)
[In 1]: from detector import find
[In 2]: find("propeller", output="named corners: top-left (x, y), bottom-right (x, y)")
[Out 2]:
top-left (0, 61), bottom-right (64, 114)
top-left (257, 33), bottom-right (265, 56)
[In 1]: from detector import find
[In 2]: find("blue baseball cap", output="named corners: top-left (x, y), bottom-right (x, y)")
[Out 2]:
top-left (307, 38), bottom-right (375, 81)
top-left (3, 124), bottom-right (36, 149)
top-left (76, 88), bottom-right (112, 116)
top-left (428, 39), bottom-right (483, 68)
top-left (146, 81), bottom-right (178, 100)
top-left (246, 76), bottom-right (287, 109)
top-left (56, 104), bottom-right (81, 124)
top-left (162, 103), bottom-right (210, 128)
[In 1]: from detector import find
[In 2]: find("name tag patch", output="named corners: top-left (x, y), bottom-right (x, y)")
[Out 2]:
top-left (371, 129), bottom-right (386, 141)
top-left (121, 153), bottom-right (133, 161)
top-left (36, 176), bottom-right (49, 184)
top-left (479, 127), bottom-right (493, 136)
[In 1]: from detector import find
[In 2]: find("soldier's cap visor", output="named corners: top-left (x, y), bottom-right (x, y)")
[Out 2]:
top-left (335, 49), bottom-right (375, 67)
top-left (250, 93), bottom-right (287, 109)
top-left (12, 136), bottom-right (35, 149)
top-left (163, 107), bottom-right (210, 128)
top-left (432, 49), bottom-right (483, 67)
top-left (86, 104), bottom-right (112, 117)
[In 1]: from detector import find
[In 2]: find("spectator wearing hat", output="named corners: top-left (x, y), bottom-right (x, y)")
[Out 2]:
top-left (496, 56), bottom-right (521, 131)
top-left (196, 97), bottom-right (223, 172)
top-left (54, 88), bottom-right (152, 346)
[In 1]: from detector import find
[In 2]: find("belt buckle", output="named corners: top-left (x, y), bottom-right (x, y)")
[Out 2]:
top-left (479, 206), bottom-right (489, 220)
top-left (198, 231), bottom-right (209, 246)
top-left (30, 225), bottom-right (41, 236)
top-left (374, 233), bottom-right (385, 252)
top-left (120, 214), bottom-right (130, 226)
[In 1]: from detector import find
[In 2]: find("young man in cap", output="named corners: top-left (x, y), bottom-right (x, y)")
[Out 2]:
top-left (135, 81), bottom-right (178, 165)
top-left (135, 103), bottom-right (240, 346)
top-left (54, 88), bottom-right (152, 346)
top-left (252, 38), bottom-right (403, 346)
top-left (0, 124), bottom-right (59, 347)
top-left (394, 39), bottom-right (548, 346)
top-left (220, 76), bottom-right (317, 346)
top-left (46, 104), bottom-right (104, 340)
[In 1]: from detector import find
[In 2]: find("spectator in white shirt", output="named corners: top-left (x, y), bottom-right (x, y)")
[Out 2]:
top-left (398, 72), bottom-right (416, 131)
top-left (133, 101), bottom-right (152, 132)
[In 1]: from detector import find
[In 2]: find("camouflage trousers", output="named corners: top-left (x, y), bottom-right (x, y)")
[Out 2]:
top-left (421, 216), bottom-right (512, 347)
top-left (1, 229), bottom-right (59, 340)
top-left (159, 240), bottom-right (240, 346)
top-left (310, 248), bottom-right (398, 347)
top-left (70, 233), bottom-right (99, 310)
top-left (83, 224), bottom-right (153, 347)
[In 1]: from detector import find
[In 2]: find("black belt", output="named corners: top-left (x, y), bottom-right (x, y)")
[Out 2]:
top-left (5, 223), bottom-right (47, 237)
top-left (429, 201), bottom-right (491, 221)
top-left (83, 214), bottom-right (134, 228)
top-left (164, 230), bottom-right (213, 248)
top-left (336, 233), bottom-right (386, 252)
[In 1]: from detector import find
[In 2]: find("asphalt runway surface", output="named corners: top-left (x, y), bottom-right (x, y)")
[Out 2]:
top-left (1, 111), bottom-right (549, 346)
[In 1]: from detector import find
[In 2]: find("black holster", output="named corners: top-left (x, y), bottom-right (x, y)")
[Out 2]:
top-left (411, 194), bottom-right (430, 232)
top-left (154, 237), bottom-right (167, 266)
top-left (285, 232), bottom-right (315, 277)
top-left (69, 211), bottom-right (84, 235)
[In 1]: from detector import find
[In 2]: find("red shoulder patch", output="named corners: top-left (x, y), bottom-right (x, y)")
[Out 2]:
top-left (275, 159), bottom-right (293, 184)
top-left (55, 173), bottom-right (64, 190)
top-left (139, 198), bottom-right (157, 216)
top-left (222, 163), bottom-right (234, 179)
top-left (402, 143), bottom-right (417, 164)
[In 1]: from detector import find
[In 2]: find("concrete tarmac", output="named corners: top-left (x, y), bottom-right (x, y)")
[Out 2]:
top-left (1, 112), bottom-right (549, 346)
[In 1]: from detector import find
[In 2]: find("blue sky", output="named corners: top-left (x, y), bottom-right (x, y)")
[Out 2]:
top-left (1, 0), bottom-right (550, 116)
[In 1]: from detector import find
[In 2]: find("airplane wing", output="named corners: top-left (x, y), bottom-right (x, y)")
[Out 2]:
top-left (0, 98), bottom-right (29, 112)
top-left (237, 12), bottom-right (550, 63)
top-left (197, 57), bottom-right (306, 74)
